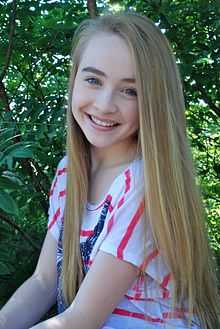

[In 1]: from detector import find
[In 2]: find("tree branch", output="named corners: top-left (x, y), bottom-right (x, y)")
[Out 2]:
top-left (87, 0), bottom-right (97, 18)
top-left (15, 64), bottom-right (46, 101)
top-left (0, 80), bottom-right (11, 112)
top-left (0, 212), bottom-right (40, 252)
top-left (19, 158), bottom-right (49, 216)
top-left (0, 0), bottom-right (17, 82)
top-left (196, 82), bottom-right (220, 118)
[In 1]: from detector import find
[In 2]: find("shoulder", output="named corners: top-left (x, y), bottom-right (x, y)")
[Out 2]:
top-left (47, 155), bottom-right (67, 238)
top-left (123, 157), bottom-right (143, 190)
top-left (51, 154), bottom-right (68, 201)
top-left (116, 158), bottom-right (144, 205)
top-left (49, 155), bottom-right (67, 195)
top-left (128, 158), bottom-right (144, 191)
top-left (55, 155), bottom-right (68, 176)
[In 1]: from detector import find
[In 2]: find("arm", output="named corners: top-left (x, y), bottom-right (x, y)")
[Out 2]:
top-left (0, 231), bottom-right (57, 329)
top-left (30, 250), bottom-right (139, 329)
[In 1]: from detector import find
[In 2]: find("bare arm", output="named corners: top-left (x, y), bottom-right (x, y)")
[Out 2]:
top-left (0, 231), bottom-right (57, 329)
top-left (30, 250), bottom-right (139, 329)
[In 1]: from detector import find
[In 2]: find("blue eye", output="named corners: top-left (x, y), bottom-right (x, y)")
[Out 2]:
top-left (85, 77), bottom-right (101, 86)
top-left (123, 88), bottom-right (137, 97)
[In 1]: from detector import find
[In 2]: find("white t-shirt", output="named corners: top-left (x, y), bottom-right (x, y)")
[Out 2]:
top-left (48, 156), bottom-right (200, 329)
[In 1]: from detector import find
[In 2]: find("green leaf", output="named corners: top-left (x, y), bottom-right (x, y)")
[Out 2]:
top-left (0, 142), bottom-right (36, 163)
top-left (0, 133), bottom-right (21, 153)
top-left (0, 190), bottom-right (19, 216)
top-left (0, 261), bottom-right (13, 276)
top-left (0, 175), bottom-right (22, 190)
top-left (0, 128), bottom-right (15, 141)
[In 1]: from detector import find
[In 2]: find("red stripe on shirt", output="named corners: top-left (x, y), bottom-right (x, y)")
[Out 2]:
top-left (59, 190), bottom-right (66, 198)
top-left (87, 195), bottom-right (113, 212)
top-left (140, 249), bottom-right (159, 271)
top-left (113, 307), bottom-right (188, 322)
top-left (112, 308), bottom-right (164, 323)
top-left (87, 200), bottom-right (105, 211)
top-left (124, 169), bottom-right (131, 193)
top-left (161, 272), bottom-right (172, 289)
top-left (108, 204), bottom-right (113, 213)
top-left (162, 289), bottom-right (170, 299)
top-left (123, 296), bottom-right (188, 320)
top-left (80, 229), bottom-right (94, 237)
top-left (132, 273), bottom-right (144, 291)
top-left (49, 177), bottom-right (57, 197)
top-left (85, 259), bottom-right (93, 266)
top-left (48, 207), bottom-right (60, 229)
top-left (88, 259), bottom-right (93, 266)
top-left (107, 215), bottom-right (114, 233)
top-left (116, 169), bottom-right (131, 209)
top-left (106, 194), bottom-right (112, 202)
top-left (106, 194), bottom-right (113, 213)
top-left (163, 309), bottom-right (186, 319)
top-left (117, 200), bottom-right (145, 259)
top-left (57, 167), bottom-right (67, 176)
top-left (49, 167), bottom-right (66, 196)
top-left (132, 274), bottom-right (145, 299)
top-left (117, 196), bottom-right (125, 209)
top-left (160, 273), bottom-right (172, 299)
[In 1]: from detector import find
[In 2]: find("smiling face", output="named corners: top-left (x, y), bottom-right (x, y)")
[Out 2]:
top-left (71, 33), bottom-right (139, 163)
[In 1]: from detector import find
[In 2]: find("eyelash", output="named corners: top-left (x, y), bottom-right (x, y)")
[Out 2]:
top-left (84, 77), bottom-right (137, 97)
top-left (85, 77), bottom-right (101, 86)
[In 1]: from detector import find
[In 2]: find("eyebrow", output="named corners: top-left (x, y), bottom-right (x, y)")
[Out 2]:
top-left (81, 66), bottom-right (136, 83)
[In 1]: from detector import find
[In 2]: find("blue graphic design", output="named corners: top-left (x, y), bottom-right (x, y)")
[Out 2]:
top-left (80, 198), bottom-right (110, 274)
top-left (56, 198), bottom-right (110, 313)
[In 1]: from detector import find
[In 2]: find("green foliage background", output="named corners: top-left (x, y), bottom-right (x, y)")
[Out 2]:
top-left (0, 0), bottom-right (219, 308)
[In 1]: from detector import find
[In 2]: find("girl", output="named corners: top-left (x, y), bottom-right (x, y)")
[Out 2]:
top-left (0, 12), bottom-right (219, 329)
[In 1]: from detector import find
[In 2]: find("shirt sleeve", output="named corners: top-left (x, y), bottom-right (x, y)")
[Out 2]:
top-left (47, 156), bottom-right (67, 241)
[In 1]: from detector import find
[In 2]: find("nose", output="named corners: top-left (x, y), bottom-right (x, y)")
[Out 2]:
top-left (94, 88), bottom-right (117, 114)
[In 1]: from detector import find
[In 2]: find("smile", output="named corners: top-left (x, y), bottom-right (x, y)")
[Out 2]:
top-left (89, 115), bottom-right (119, 127)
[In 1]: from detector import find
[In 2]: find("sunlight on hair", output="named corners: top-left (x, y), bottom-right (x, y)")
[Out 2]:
top-left (107, 2), bottom-right (126, 13)
top-left (111, 4), bottom-right (124, 12)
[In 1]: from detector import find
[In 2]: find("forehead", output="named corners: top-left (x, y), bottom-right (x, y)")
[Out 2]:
top-left (78, 33), bottom-right (135, 79)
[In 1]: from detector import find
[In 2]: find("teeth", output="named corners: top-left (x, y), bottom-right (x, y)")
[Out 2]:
top-left (90, 115), bottom-right (117, 127)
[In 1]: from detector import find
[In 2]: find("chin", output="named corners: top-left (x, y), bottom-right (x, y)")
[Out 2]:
top-left (89, 141), bottom-right (114, 149)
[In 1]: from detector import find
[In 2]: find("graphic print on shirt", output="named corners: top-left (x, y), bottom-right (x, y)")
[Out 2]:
top-left (56, 197), bottom-right (111, 313)
top-left (48, 156), bottom-right (201, 328)
top-left (57, 221), bottom-right (65, 313)
top-left (80, 197), bottom-right (111, 274)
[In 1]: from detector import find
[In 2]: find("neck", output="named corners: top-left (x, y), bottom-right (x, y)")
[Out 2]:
top-left (91, 140), bottom-right (139, 173)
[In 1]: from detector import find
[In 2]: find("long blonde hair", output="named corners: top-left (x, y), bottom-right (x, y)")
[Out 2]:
top-left (62, 12), bottom-right (220, 328)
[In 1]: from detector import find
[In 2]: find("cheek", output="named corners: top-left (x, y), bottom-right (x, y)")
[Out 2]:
top-left (127, 105), bottom-right (139, 128)
top-left (71, 87), bottom-right (83, 114)
top-left (71, 83), bottom-right (91, 113)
